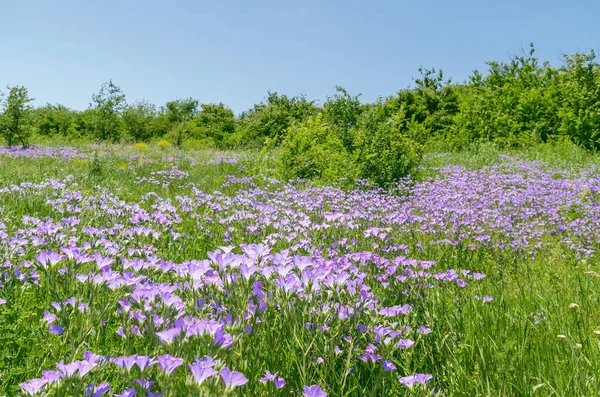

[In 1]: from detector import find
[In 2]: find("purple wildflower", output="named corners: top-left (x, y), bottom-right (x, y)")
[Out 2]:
top-left (220, 367), bottom-right (248, 388)
top-left (397, 339), bottom-right (415, 349)
top-left (20, 378), bottom-right (48, 395)
top-left (49, 324), bottom-right (64, 335)
top-left (156, 327), bottom-right (182, 344)
top-left (115, 388), bottom-right (136, 397)
top-left (382, 360), bottom-right (397, 371)
top-left (189, 363), bottom-right (218, 385)
top-left (303, 385), bottom-right (328, 397)
top-left (57, 360), bottom-right (79, 377)
top-left (86, 382), bottom-right (111, 397)
top-left (399, 373), bottom-right (433, 388)
top-left (156, 354), bottom-right (184, 374)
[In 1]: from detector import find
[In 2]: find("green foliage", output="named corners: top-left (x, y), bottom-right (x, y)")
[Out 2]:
top-left (453, 45), bottom-right (559, 148)
top-left (323, 86), bottom-right (363, 151)
top-left (163, 120), bottom-right (197, 148)
top-left (165, 98), bottom-right (199, 124)
top-left (194, 103), bottom-right (236, 148)
top-left (0, 85), bottom-right (34, 147)
top-left (122, 101), bottom-right (159, 141)
top-left (396, 67), bottom-right (460, 144)
top-left (33, 104), bottom-right (76, 137)
top-left (233, 92), bottom-right (318, 148)
top-left (87, 151), bottom-right (104, 178)
top-left (555, 51), bottom-right (600, 149)
top-left (354, 104), bottom-right (423, 187)
top-left (90, 80), bottom-right (126, 141)
top-left (3, 45), bottom-right (600, 159)
top-left (278, 113), bottom-right (358, 183)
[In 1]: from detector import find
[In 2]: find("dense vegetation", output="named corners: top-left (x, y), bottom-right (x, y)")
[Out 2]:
top-left (2, 142), bottom-right (600, 396)
top-left (1, 45), bottom-right (599, 187)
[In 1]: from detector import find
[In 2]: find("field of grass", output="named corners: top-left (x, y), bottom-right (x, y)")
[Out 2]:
top-left (2, 142), bottom-right (600, 396)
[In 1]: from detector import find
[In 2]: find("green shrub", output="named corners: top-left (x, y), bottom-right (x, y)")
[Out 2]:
top-left (555, 51), bottom-right (600, 149)
top-left (354, 112), bottom-right (423, 187)
top-left (0, 85), bottom-right (34, 147)
top-left (323, 86), bottom-right (363, 151)
top-left (278, 109), bottom-right (423, 189)
top-left (278, 114), bottom-right (358, 184)
top-left (88, 151), bottom-right (104, 178)
top-left (235, 92), bottom-right (319, 148)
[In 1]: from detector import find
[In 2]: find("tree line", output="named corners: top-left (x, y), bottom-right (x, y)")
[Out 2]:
top-left (1, 45), bottom-right (599, 186)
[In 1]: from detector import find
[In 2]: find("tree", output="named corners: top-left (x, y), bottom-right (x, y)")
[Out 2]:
top-left (165, 98), bottom-right (199, 124)
top-left (161, 98), bottom-right (200, 147)
top-left (90, 80), bottom-right (126, 141)
top-left (35, 104), bottom-right (76, 137)
top-left (0, 85), bottom-right (34, 147)
top-left (195, 103), bottom-right (236, 147)
top-left (122, 101), bottom-right (158, 141)
top-left (234, 91), bottom-right (318, 147)
top-left (323, 86), bottom-right (362, 151)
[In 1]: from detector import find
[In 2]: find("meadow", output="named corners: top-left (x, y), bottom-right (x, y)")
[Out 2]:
top-left (1, 141), bottom-right (600, 396)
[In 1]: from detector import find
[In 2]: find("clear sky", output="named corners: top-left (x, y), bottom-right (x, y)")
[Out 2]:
top-left (1, 0), bottom-right (598, 114)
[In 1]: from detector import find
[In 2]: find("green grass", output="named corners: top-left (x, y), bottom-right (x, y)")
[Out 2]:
top-left (1, 142), bottom-right (600, 396)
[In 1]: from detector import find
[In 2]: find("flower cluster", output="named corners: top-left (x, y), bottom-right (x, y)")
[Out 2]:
top-left (3, 150), bottom-right (596, 395)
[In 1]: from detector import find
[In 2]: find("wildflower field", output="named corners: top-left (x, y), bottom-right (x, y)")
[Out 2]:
top-left (2, 143), bottom-right (600, 396)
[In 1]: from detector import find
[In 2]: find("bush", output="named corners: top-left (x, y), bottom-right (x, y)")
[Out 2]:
top-left (235, 92), bottom-right (318, 148)
top-left (90, 81), bottom-right (126, 142)
top-left (156, 139), bottom-right (172, 150)
top-left (278, 110), bottom-right (422, 188)
top-left (354, 111), bottom-right (423, 187)
top-left (323, 86), bottom-right (363, 151)
top-left (278, 114), bottom-right (358, 184)
top-left (0, 85), bottom-right (34, 147)
top-left (555, 51), bottom-right (600, 149)
top-left (133, 142), bottom-right (149, 151)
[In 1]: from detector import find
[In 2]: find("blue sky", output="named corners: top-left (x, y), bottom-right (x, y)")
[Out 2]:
top-left (1, 0), bottom-right (598, 114)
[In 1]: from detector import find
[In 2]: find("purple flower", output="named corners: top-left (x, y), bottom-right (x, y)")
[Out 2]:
top-left (86, 382), bottom-right (111, 397)
top-left (195, 355), bottom-right (216, 368)
top-left (134, 379), bottom-right (155, 389)
top-left (41, 369), bottom-right (63, 384)
top-left (35, 251), bottom-right (64, 267)
top-left (83, 351), bottom-right (108, 366)
top-left (49, 324), bottom-right (64, 335)
top-left (57, 360), bottom-right (79, 377)
top-left (20, 378), bottom-right (48, 395)
top-left (220, 367), bottom-right (248, 388)
top-left (382, 360), bottom-right (397, 371)
top-left (259, 369), bottom-right (277, 384)
top-left (358, 352), bottom-right (382, 362)
top-left (113, 355), bottom-right (137, 371)
top-left (303, 385), bottom-right (328, 397)
top-left (156, 327), bottom-right (182, 344)
top-left (0, 298), bottom-right (6, 305)
top-left (259, 369), bottom-right (286, 388)
top-left (274, 377), bottom-right (286, 389)
top-left (134, 355), bottom-right (156, 372)
top-left (399, 373), bottom-right (433, 388)
top-left (115, 388), bottom-right (136, 397)
top-left (417, 326), bottom-right (432, 335)
top-left (189, 363), bottom-right (218, 385)
top-left (77, 360), bottom-right (98, 376)
top-left (156, 354), bottom-right (184, 374)
top-left (397, 339), bottom-right (415, 349)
